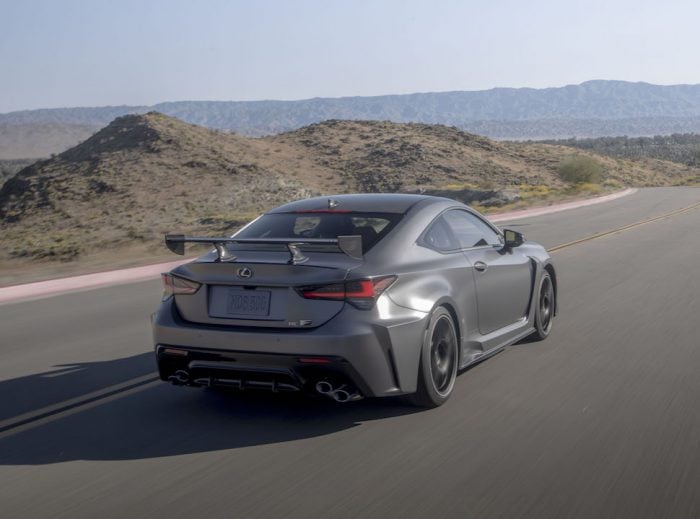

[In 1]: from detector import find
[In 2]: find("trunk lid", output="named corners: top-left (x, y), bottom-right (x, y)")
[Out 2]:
top-left (170, 249), bottom-right (360, 329)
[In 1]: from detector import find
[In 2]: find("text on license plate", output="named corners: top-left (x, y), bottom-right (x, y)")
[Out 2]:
top-left (226, 289), bottom-right (271, 316)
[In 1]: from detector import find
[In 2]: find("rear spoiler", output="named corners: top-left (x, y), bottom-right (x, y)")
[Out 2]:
top-left (164, 234), bottom-right (363, 264)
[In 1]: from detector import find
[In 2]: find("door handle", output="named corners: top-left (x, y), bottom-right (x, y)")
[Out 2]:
top-left (474, 261), bottom-right (488, 272)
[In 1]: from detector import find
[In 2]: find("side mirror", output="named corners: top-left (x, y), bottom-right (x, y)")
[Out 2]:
top-left (503, 229), bottom-right (524, 248)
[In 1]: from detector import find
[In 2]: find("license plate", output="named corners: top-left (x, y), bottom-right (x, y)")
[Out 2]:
top-left (225, 289), bottom-right (271, 317)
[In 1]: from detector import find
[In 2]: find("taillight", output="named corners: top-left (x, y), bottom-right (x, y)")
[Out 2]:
top-left (161, 273), bottom-right (201, 300)
top-left (298, 276), bottom-right (397, 309)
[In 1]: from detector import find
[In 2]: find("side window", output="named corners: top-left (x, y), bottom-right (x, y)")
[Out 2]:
top-left (422, 216), bottom-right (458, 251)
top-left (442, 210), bottom-right (503, 248)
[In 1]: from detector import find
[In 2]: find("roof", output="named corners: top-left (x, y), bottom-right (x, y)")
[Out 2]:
top-left (268, 193), bottom-right (435, 214)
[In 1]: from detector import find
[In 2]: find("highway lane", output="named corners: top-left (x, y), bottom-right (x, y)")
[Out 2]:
top-left (497, 185), bottom-right (700, 249)
top-left (0, 281), bottom-right (161, 421)
top-left (1, 186), bottom-right (700, 518)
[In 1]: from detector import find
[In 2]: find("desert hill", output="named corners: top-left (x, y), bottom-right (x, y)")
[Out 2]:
top-left (0, 112), bottom-right (697, 277)
top-left (7, 81), bottom-right (700, 159)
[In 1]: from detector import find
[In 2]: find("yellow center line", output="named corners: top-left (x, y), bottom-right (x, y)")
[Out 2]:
top-left (547, 200), bottom-right (700, 254)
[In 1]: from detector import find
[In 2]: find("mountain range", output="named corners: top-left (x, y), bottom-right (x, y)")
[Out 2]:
top-left (4, 80), bottom-right (700, 159)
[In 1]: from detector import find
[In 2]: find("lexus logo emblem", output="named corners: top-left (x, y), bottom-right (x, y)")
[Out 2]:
top-left (237, 267), bottom-right (253, 279)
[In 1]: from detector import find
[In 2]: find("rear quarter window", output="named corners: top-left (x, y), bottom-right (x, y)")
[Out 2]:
top-left (420, 216), bottom-right (458, 251)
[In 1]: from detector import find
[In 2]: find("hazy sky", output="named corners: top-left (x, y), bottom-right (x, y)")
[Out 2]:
top-left (2, 0), bottom-right (700, 113)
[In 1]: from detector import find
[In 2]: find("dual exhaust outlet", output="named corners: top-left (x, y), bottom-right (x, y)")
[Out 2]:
top-left (315, 380), bottom-right (363, 403)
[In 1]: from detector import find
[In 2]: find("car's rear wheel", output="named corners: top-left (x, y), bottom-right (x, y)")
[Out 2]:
top-left (531, 270), bottom-right (555, 340)
top-left (409, 307), bottom-right (458, 408)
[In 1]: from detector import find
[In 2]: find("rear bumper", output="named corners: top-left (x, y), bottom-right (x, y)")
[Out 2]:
top-left (156, 345), bottom-right (372, 396)
top-left (152, 297), bottom-right (430, 397)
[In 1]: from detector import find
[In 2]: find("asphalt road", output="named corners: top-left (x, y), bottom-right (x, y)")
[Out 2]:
top-left (1, 186), bottom-right (700, 518)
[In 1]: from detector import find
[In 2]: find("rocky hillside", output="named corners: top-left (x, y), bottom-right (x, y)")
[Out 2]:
top-left (0, 112), bottom-right (697, 271)
top-left (7, 81), bottom-right (700, 158)
top-left (0, 159), bottom-right (35, 188)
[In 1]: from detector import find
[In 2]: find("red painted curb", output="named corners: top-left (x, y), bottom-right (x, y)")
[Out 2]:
top-left (0, 188), bottom-right (636, 304)
top-left (0, 259), bottom-right (191, 304)
top-left (489, 188), bottom-right (636, 222)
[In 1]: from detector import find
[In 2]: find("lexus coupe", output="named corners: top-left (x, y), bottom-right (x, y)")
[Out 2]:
top-left (152, 194), bottom-right (556, 407)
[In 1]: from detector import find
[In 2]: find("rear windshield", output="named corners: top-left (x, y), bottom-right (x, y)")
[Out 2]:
top-left (234, 212), bottom-right (402, 252)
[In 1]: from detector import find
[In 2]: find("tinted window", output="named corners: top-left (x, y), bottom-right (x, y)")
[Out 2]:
top-left (235, 212), bottom-right (400, 251)
top-left (442, 210), bottom-right (503, 248)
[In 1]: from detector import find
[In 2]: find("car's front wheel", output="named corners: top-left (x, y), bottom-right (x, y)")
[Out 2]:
top-left (531, 270), bottom-right (555, 340)
top-left (409, 307), bottom-right (459, 408)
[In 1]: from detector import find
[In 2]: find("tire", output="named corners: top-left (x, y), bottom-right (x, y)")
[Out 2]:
top-left (530, 270), bottom-right (555, 340)
top-left (408, 307), bottom-right (459, 408)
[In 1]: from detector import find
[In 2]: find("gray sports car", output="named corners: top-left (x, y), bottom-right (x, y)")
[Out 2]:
top-left (152, 193), bottom-right (556, 407)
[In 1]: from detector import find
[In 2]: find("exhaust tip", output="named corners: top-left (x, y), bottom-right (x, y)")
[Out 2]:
top-left (168, 370), bottom-right (190, 385)
top-left (315, 381), bottom-right (333, 394)
top-left (332, 389), bottom-right (351, 403)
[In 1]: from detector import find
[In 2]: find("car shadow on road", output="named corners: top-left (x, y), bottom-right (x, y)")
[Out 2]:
top-left (0, 352), bottom-right (157, 422)
top-left (0, 353), bottom-right (422, 465)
